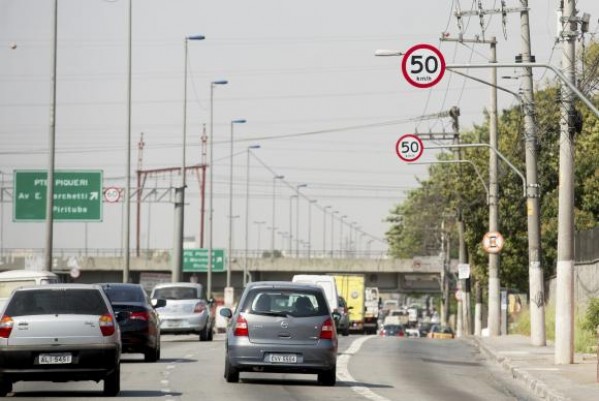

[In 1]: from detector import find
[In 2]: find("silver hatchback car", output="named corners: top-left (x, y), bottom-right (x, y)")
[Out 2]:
top-left (220, 281), bottom-right (338, 385)
top-left (0, 284), bottom-right (121, 396)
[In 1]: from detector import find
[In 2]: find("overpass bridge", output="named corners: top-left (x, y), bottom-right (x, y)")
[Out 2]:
top-left (0, 250), bottom-right (459, 299)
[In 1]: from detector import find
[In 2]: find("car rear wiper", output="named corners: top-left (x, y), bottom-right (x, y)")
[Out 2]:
top-left (251, 310), bottom-right (289, 317)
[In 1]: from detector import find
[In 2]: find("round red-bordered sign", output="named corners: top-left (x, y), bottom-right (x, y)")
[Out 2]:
top-left (401, 44), bottom-right (446, 89)
top-left (395, 134), bottom-right (424, 162)
top-left (104, 186), bottom-right (121, 203)
top-left (482, 231), bottom-right (504, 254)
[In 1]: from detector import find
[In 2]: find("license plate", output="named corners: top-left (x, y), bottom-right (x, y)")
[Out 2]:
top-left (269, 354), bottom-right (297, 363)
top-left (165, 320), bottom-right (183, 328)
top-left (39, 353), bottom-right (72, 365)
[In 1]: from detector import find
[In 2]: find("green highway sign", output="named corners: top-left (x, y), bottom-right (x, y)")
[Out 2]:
top-left (14, 170), bottom-right (103, 221)
top-left (183, 248), bottom-right (225, 272)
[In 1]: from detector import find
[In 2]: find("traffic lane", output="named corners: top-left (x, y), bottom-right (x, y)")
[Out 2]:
top-left (6, 334), bottom-right (209, 400)
top-left (166, 334), bottom-right (365, 401)
top-left (348, 336), bottom-right (539, 401)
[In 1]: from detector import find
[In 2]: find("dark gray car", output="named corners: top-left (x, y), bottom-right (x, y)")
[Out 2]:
top-left (220, 281), bottom-right (338, 386)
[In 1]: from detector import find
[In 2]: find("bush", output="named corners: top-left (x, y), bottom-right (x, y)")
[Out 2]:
top-left (582, 298), bottom-right (599, 333)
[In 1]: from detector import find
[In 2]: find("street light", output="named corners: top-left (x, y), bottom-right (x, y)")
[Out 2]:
top-left (295, 184), bottom-right (307, 257)
top-left (288, 194), bottom-right (297, 256)
top-left (307, 199), bottom-right (317, 258)
top-left (244, 145), bottom-right (260, 287)
top-left (340, 215), bottom-right (347, 258)
top-left (173, 33), bottom-right (205, 283)
top-left (207, 79), bottom-right (228, 299)
top-left (226, 119), bottom-right (246, 289)
top-left (331, 210), bottom-right (339, 257)
top-left (271, 175), bottom-right (284, 260)
top-left (323, 205), bottom-right (331, 256)
top-left (253, 220), bottom-right (266, 256)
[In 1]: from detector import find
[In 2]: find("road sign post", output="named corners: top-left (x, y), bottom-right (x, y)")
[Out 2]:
top-left (14, 170), bottom-right (103, 221)
top-left (395, 134), bottom-right (424, 162)
top-left (402, 44), bottom-right (446, 88)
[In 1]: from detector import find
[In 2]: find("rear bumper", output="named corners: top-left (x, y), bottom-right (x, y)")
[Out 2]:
top-left (159, 313), bottom-right (209, 334)
top-left (227, 338), bottom-right (337, 373)
top-left (0, 344), bottom-right (120, 383)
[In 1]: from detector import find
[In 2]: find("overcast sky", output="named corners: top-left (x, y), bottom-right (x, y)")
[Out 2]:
top-left (1, 0), bottom-right (598, 258)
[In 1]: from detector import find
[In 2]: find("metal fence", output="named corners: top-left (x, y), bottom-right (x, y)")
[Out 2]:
top-left (575, 226), bottom-right (599, 263)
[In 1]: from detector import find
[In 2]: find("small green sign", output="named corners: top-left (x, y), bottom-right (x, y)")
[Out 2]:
top-left (183, 248), bottom-right (225, 272)
top-left (14, 170), bottom-right (103, 221)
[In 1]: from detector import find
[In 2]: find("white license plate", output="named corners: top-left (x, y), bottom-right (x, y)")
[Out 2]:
top-left (39, 353), bottom-right (72, 365)
top-left (269, 354), bottom-right (297, 363)
top-left (165, 320), bottom-right (183, 328)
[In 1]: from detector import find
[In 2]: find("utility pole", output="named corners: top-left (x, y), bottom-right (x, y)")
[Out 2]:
top-left (555, 0), bottom-right (577, 365)
top-left (456, 0), bottom-right (545, 345)
top-left (519, 0), bottom-right (546, 347)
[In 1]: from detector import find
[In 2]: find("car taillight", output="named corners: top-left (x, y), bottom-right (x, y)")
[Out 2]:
top-left (130, 311), bottom-right (149, 321)
top-left (0, 316), bottom-right (13, 338)
top-left (234, 315), bottom-right (249, 337)
top-left (193, 302), bottom-right (206, 313)
top-left (99, 313), bottom-right (116, 336)
top-left (397, 331), bottom-right (404, 337)
top-left (320, 318), bottom-right (335, 340)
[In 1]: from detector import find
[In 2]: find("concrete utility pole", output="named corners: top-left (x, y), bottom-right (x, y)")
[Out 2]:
top-left (519, 0), bottom-right (546, 347)
top-left (555, 0), bottom-right (577, 365)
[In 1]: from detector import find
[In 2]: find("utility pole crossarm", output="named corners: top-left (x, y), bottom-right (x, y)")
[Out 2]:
top-left (455, 6), bottom-right (526, 18)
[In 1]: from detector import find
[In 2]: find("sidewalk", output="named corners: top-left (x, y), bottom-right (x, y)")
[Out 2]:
top-left (470, 334), bottom-right (598, 401)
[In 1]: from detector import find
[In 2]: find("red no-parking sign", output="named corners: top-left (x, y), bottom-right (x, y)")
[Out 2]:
top-left (401, 44), bottom-right (446, 89)
top-left (395, 134), bottom-right (424, 162)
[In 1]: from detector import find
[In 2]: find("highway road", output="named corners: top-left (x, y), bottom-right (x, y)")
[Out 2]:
top-left (8, 334), bottom-right (539, 400)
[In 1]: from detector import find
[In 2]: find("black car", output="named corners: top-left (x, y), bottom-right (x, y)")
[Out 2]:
top-left (100, 283), bottom-right (165, 362)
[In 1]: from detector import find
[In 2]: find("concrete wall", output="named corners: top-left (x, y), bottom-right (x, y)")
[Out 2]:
top-left (547, 260), bottom-right (599, 308)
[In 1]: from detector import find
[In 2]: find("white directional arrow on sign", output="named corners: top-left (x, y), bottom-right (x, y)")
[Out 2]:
top-left (90, 192), bottom-right (99, 200)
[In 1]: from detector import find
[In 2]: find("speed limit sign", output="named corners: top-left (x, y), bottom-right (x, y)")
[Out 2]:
top-left (104, 186), bottom-right (121, 203)
top-left (395, 134), bottom-right (424, 162)
top-left (401, 44), bottom-right (446, 89)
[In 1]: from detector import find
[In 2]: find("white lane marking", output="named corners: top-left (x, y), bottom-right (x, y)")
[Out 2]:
top-left (166, 364), bottom-right (176, 370)
top-left (161, 380), bottom-right (169, 385)
top-left (338, 336), bottom-right (391, 401)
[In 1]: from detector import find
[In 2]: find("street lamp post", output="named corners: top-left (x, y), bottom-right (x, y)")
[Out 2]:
top-left (308, 199), bottom-right (316, 258)
top-left (271, 175), bottom-right (284, 260)
top-left (331, 211), bottom-right (338, 257)
top-left (295, 184), bottom-right (307, 257)
top-left (253, 220), bottom-right (266, 257)
top-left (340, 215), bottom-right (347, 257)
top-left (173, 34), bottom-right (205, 283)
top-left (288, 194), bottom-right (297, 256)
top-left (226, 119), bottom-right (246, 289)
top-left (243, 145), bottom-right (260, 287)
top-left (323, 205), bottom-right (331, 257)
top-left (207, 79), bottom-right (227, 299)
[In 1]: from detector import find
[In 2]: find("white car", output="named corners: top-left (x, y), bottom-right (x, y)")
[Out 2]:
top-left (0, 284), bottom-right (121, 396)
top-left (151, 283), bottom-right (214, 341)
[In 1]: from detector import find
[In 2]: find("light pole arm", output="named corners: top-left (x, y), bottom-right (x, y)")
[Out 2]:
top-left (411, 160), bottom-right (489, 202)
top-left (426, 143), bottom-right (527, 197)
top-left (446, 62), bottom-right (599, 119)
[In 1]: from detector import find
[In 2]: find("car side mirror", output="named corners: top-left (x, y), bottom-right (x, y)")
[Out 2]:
top-left (152, 298), bottom-right (167, 309)
top-left (219, 307), bottom-right (233, 319)
top-left (331, 311), bottom-right (341, 321)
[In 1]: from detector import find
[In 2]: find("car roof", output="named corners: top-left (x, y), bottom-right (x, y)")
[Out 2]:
top-left (245, 281), bottom-right (324, 291)
top-left (99, 283), bottom-right (142, 289)
top-left (0, 270), bottom-right (58, 279)
top-left (153, 282), bottom-right (202, 289)
top-left (12, 283), bottom-right (101, 292)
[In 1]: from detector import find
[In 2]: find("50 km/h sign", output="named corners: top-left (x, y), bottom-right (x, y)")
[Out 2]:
top-left (14, 170), bottom-right (103, 221)
top-left (401, 44), bottom-right (446, 89)
top-left (395, 134), bottom-right (424, 162)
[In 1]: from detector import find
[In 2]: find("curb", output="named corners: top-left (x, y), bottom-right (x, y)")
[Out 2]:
top-left (469, 337), bottom-right (570, 401)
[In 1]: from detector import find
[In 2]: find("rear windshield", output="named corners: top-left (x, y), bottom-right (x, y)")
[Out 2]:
top-left (153, 286), bottom-right (200, 300)
top-left (102, 285), bottom-right (145, 303)
top-left (242, 289), bottom-right (329, 318)
top-left (5, 289), bottom-right (109, 316)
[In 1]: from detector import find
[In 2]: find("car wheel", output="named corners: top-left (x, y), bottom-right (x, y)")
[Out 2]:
top-left (103, 365), bottom-right (121, 397)
top-left (317, 366), bottom-right (336, 386)
top-left (0, 378), bottom-right (12, 396)
top-left (224, 357), bottom-right (239, 383)
top-left (342, 326), bottom-right (349, 336)
top-left (199, 323), bottom-right (212, 341)
top-left (145, 344), bottom-right (160, 362)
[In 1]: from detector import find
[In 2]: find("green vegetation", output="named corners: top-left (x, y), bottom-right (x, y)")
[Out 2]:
top-left (385, 41), bottom-right (599, 294)
top-left (512, 301), bottom-right (598, 353)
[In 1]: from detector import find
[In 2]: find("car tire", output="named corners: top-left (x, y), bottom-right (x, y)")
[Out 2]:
top-left (207, 322), bottom-right (214, 341)
top-left (145, 343), bottom-right (160, 362)
top-left (200, 323), bottom-right (212, 342)
top-left (342, 326), bottom-right (349, 336)
top-left (224, 357), bottom-right (239, 383)
top-left (103, 365), bottom-right (121, 397)
top-left (317, 366), bottom-right (336, 386)
top-left (0, 378), bottom-right (12, 396)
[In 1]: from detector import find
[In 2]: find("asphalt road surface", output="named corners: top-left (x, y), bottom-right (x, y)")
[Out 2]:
top-left (7, 334), bottom-right (539, 400)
